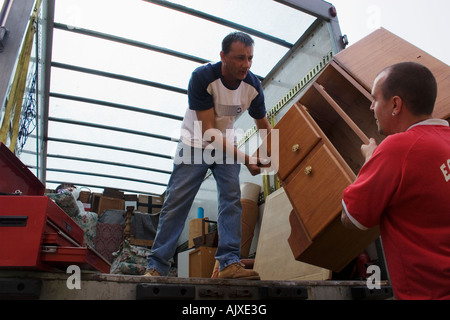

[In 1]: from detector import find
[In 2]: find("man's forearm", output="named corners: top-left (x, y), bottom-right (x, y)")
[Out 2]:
top-left (203, 128), bottom-right (251, 164)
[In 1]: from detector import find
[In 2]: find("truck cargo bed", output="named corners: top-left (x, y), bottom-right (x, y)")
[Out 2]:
top-left (0, 270), bottom-right (392, 300)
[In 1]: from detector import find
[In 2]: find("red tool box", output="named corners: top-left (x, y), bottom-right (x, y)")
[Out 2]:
top-left (0, 143), bottom-right (110, 273)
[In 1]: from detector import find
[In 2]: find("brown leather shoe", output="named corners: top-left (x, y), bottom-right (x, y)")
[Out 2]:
top-left (218, 262), bottom-right (260, 280)
top-left (143, 269), bottom-right (161, 277)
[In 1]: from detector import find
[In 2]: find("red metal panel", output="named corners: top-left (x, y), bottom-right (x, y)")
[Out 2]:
top-left (0, 143), bottom-right (45, 196)
top-left (45, 198), bottom-right (84, 245)
top-left (41, 247), bottom-right (111, 274)
top-left (0, 197), bottom-right (47, 268)
top-left (0, 144), bottom-right (110, 273)
top-left (0, 196), bottom-right (85, 268)
top-left (43, 224), bottom-right (80, 247)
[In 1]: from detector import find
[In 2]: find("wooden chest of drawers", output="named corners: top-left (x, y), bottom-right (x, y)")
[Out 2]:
top-left (264, 101), bottom-right (380, 272)
top-left (257, 28), bottom-right (449, 272)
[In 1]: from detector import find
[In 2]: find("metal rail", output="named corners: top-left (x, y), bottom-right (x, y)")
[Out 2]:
top-left (45, 167), bottom-right (168, 188)
top-left (53, 22), bottom-right (210, 65)
top-left (46, 137), bottom-right (174, 160)
top-left (51, 61), bottom-right (188, 95)
top-left (143, 0), bottom-right (294, 49)
top-left (48, 116), bottom-right (178, 143)
top-left (46, 153), bottom-right (172, 176)
top-left (49, 93), bottom-right (184, 121)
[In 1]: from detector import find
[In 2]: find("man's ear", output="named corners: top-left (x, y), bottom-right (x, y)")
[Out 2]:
top-left (391, 96), bottom-right (403, 116)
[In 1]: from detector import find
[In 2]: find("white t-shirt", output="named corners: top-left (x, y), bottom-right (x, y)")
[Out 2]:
top-left (180, 62), bottom-right (266, 148)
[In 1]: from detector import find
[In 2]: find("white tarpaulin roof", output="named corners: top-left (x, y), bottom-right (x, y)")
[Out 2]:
top-left (18, 0), bottom-right (337, 196)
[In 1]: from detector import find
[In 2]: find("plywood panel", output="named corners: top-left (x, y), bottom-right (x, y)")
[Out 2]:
top-left (334, 28), bottom-right (450, 120)
top-left (254, 188), bottom-right (331, 281)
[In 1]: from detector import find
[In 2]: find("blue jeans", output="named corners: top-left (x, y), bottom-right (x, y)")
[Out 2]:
top-left (147, 142), bottom-right (242, 275)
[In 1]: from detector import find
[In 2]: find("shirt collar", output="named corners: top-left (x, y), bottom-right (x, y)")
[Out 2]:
top-left (407, 119), bottom-right (449, 131)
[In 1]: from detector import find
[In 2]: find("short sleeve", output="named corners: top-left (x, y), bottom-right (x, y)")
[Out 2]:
top-left (187, 69), bottom-right (214, 111)
top-left (248, 90), bottom-right (266, 119)
top-left (246, 75), bottom-right (266, 119)
top-left (342, 137), bottom-right (404, 229)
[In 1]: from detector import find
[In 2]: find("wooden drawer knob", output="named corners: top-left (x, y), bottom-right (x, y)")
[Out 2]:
top-left (304, 166), bottom-right (313, 175)
top-left (292, 144), bottom-right (300, 152)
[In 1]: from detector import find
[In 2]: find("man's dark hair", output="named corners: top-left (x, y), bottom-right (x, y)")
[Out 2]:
top-left (222, 32), bottom-right (254, 54)
top-left (380, 62), bottom-right (437, 116)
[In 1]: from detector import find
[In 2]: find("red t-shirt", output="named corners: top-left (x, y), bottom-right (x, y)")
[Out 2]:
top-left (342, 120), bottom-right (450, 300)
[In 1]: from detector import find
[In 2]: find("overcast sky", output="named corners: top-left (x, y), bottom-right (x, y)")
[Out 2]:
top-left (331, 0), bottom-right (449, 65)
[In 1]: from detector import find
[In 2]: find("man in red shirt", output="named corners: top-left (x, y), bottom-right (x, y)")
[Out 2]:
top-left (341, 62), bottom-right (450, 300)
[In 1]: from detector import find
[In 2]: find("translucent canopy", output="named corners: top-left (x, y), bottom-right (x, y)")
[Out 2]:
top-left (20, 0), bottom-right (325, 196)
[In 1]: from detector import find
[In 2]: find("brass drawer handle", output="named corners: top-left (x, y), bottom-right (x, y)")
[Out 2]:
top-left (292, 144), bottom-right (300, 152)
top-left (304, 166), bottom-right (313, 175)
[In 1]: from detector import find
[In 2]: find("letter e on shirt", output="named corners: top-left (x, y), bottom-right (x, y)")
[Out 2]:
top-left (441, 159), bottom-right (450, 182)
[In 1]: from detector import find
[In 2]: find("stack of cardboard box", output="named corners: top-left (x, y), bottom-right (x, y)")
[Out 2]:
top-left (76, 188), bottom-right (164, 217)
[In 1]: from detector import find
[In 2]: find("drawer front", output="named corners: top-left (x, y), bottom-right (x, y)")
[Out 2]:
top-left (274, 104), bottom-right (322, 180)
top-left (40, 246), bottom-right (111, 273)
top-left (0, 197), bottom-right (47, 267)
top-left (285, 144), bottom-right (353, 239)
top-left (46, 198), bottom-right (85, 246)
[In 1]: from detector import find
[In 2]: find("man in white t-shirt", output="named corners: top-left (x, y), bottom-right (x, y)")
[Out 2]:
top-left (146, 32), bottom-right (271, 279)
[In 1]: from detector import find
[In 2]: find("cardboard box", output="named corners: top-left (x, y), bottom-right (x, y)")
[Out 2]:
top-left (103, 187), bottom-right (124, 199)
top-left (188, 218), bottom-right (213, 248)
top-left (189, 247), bottom-right (217, 278)
top-left (137, 195), bottom-right (164, 214)
top-left (97, 196), bottom-right (125, 216)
